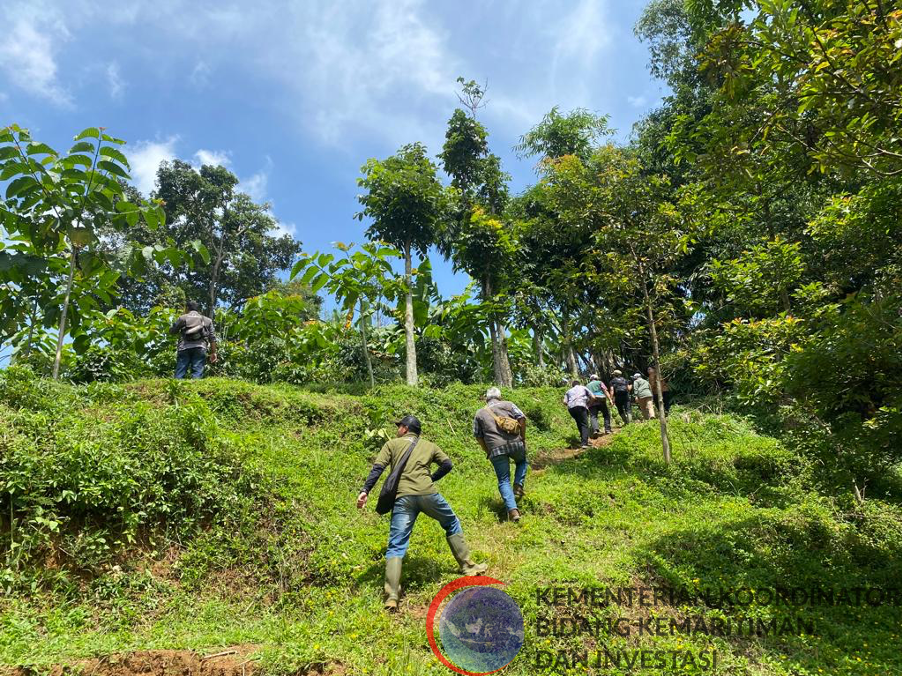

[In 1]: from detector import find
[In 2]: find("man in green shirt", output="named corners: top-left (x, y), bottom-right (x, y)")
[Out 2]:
top-left (357, 415), bottom-right (487, 611)
top-left (586, 374), bottom-right (613, 436)
top-left (632, 372), bottom-right (655, 420)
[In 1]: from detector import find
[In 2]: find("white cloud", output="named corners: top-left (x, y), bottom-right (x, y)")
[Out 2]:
top-left (106, 61), bottom-right (125, 99)
top-left (128, 137), bottom-right (178, 197)
top-left (272, 220), bottom-right (297, 238)
top-left (553, 0), bottom-right (610, 67)
top-left (241, 171), bottom-right (268, 202)
top-left (627, 95), bottom-right (648, 108)
top-left (0, 3), bottom-right (72, 106)
top-left (193, 149), bottom-right (231, 168)
top-left (190, 60), bottom-right (211, 87)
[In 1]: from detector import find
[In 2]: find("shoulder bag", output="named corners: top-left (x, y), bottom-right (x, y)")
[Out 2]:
top-left (376, 438), bottom-right (419, 515)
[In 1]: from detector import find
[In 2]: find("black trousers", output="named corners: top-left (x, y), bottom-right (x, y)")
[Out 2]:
top-left (653, 391), bottom-right (673, 415)
top-left (569, 407), bottom-right (590, 447)
top-left (613, 392), bottom-right (632, 424)
top-left (589, 401), bottom-right (612, 434)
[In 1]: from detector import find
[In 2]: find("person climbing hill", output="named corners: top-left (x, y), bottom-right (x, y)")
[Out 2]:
top-left (563, 380), bottom-right (594, 448)
top-left (356, 415), bottom-right (487, 611)
top-left (473, 387), bottom-right (528, 523)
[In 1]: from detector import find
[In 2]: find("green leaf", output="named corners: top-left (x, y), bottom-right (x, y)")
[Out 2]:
top-left (99, 146), bottom-right (129, 167)
top-left (61, 154), bottom-right (93, 168)
top-left (68, 141), bottom-right (95, 153)
top-left (97, 160), bottom-right (130, 179)
top-left (115, 200), bottom-right (139, 213)
top-left (0, 147), bottom-right (20, 161)
top-left (290, 259), bottom-right (308, 279)
top-left (26, 142), bottom-right (58, 157)
top-left (73, 333), bottom-right (91, 354)
top-left (191, 240), bottom-right (211, 264)
top-left (6, 176), bottom-right (39, 199)
top-left (73, 128), bottom-right (101, 141)
top-left (0, 162), bottom-right (31, 181)
top-left (143, 205), bottom-right (161, 231)
top-left (300, 266), bottom-right (319, 286)
top-left (67, 227), bottom-right (94, 247)
top-left (100, 133), bottom-right (125, 144)
top-left (311, 272), bottom-right (329, 293)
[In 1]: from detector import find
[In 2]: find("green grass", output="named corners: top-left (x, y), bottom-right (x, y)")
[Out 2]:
top-left (1, 372), bottom-right (900, 675)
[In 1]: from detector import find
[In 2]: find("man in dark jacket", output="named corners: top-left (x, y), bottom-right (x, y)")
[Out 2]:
top-left (169, 301), bottom-right (217, 379)
top-left (357, 415), bottom-right (487, 611)
top-left (609, 369), bottom-right (632, 425)
top-left (473, 387), bottom-right (528, 522)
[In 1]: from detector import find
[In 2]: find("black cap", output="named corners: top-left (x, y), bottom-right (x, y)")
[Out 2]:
top-left (393, 415), bottom-right (422, 434)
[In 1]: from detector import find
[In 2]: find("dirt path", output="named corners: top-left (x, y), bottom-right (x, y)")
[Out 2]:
top-left (530, 426), bottom-right (620, 471)
top-left (4, 648), bottom-right (264, 676)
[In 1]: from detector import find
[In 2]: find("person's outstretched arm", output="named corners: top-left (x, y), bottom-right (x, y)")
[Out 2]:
top-left (357, 441), bottom-right (391, 509)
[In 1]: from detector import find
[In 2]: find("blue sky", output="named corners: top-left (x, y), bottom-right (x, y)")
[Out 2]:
top-left (1, 0), bottom-right (666, 302)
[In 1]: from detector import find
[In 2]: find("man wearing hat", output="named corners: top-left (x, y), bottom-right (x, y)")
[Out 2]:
top-left (357, 415), bottom-right (487, 611)
top-left (472, 387), bottom-right (528, 522)
top-left (632, 372), bottom-right (655, 420)
top-left (608, 369), bottom-right (632, 425)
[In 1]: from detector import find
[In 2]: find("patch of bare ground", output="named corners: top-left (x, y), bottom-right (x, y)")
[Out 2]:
top-left (3, 647), bottom-right (263, 676)
top-left (530, 428), bottom-right (619, 471)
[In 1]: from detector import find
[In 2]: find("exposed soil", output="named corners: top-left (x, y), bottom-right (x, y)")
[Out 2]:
top-left (530, 427), bottom-right (619, 470)
top-left (2, 648), bottom-right (350, 676)
top-left (5, 647), bottom-right (260, 676)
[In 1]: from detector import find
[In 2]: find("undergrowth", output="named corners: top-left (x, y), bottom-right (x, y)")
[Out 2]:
top-left (1, 366), bottom-right (900, 675)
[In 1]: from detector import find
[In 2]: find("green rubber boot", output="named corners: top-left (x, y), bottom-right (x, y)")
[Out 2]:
top-left (384, 557), bottom-right (403, 611)
top-left (447, 534), bottom-right (488, 576)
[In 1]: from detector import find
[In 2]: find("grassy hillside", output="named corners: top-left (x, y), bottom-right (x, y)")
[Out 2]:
top-left (1, 368), bottom-right (901, 675)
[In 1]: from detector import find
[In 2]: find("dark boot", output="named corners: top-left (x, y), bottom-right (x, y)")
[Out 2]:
top-left (508, 509), bottom-right (521, 522)
top-left (513, 483), bottom-right (524, 500)
top-left (384, 557), bottom-right (402, 611)
top-left (447, 534), bottom-right (488, 576)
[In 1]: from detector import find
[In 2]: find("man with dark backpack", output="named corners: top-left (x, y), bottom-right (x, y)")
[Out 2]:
top-left (356, 415), bottom-right (487, 611)
top-left (609, 370), bottom-right (632, 425)
top-left (169, 301), bottom-right (218, 379)
top-left (473, 387), bottom-right (528, 522)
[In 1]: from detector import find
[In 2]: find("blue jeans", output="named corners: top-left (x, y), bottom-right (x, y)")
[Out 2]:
top-left (490, 448), bottom-right (528, 512)
top-left (386, 493), bottom-right (462, 559)
top-left (175, 347), bottom-right (206, 379)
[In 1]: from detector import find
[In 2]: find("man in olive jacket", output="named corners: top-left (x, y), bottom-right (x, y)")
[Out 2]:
top-left (357, 415), bottom-right (487, 611)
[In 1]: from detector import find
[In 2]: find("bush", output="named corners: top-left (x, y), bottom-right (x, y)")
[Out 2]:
top-left (0, 368), bottom-right (265, 589)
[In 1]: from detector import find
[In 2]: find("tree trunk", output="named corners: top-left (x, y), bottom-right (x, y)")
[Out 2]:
top-left (532, 325), bottom-right (544, 369)
top-left (209, 240), bottom-right (225, 316)
top-left (483, 276), bottom-right (512, 387)
top-left (52, 247), bottom-right (78, 380)
top-left (639, 261), bottom-right (671, 464)
top-left (496, 318), bottom-right (514, 387)
top-left (21, 296), bottom-right (39, 359)
top-left (561, 312), bottom-right (578, 379)
top-left (780, 287), bottom-right (792, 314)
top-left (359, 299), bottom-right (375, 389)
top-left (403, 242), bottom-right (418, 386)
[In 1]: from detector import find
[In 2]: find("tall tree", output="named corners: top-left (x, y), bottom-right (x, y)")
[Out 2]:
top-left (513, 108), bottom-right (613, 378)
top-left (439, 86), bottom-right (515, 386)
top-left (356, 143), bottom-right (445, 386)
top-left (126, 159), bottom-right (301, 315)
